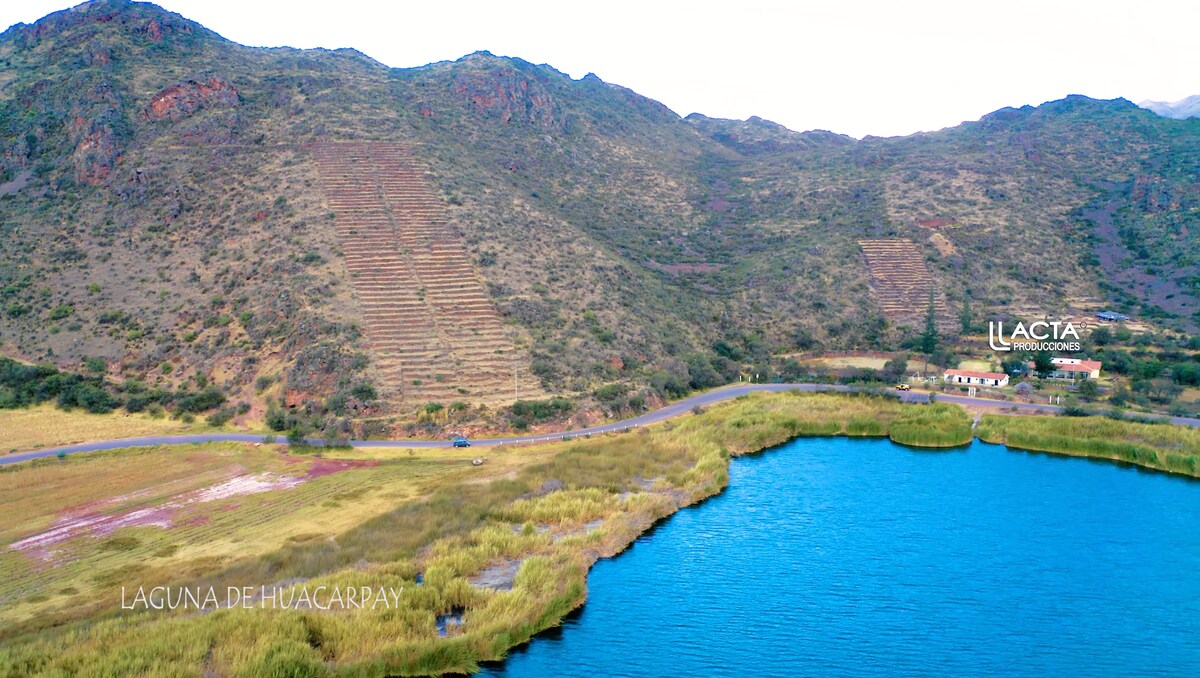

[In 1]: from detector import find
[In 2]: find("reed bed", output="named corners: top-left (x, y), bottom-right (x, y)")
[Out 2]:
top-left (3, 392), bottom-right (1193, 675)
top-left (976, 414), bottom-right (1200, 477)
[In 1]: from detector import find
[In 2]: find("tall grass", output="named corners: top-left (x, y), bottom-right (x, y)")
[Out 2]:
top-left (887, 404), bottom-right (973, 448)
top-left (6, 393), bottom-right (1192, 675)
top-left (977, 415), bottom-right (1200, 477)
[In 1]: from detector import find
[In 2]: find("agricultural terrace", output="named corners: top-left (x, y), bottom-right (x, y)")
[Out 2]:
top-left (311, 142), bottom-right (543, 409)
top-left (858, 238), bottom-right (952, 328)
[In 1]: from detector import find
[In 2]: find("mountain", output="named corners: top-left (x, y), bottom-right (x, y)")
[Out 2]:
top-left (1139, 95), bottom-right (1200, 119)
top-left (2, 0), bottom-right (1199, 423)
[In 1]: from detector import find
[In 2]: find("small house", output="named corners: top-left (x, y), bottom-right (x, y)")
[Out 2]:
top-left (1040, 357), bottom-right (1102, 380)
top-left (943, 369), bottom-right (1009, 387)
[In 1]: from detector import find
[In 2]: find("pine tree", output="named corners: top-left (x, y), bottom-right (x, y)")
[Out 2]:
top-left (920, 289), bottom-right (938, 355)
top-left (920, 289), bottom-right (939, 378)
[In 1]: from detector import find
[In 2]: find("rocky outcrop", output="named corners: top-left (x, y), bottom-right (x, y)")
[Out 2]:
top-left (3, 0), bottom-right (197, 48)
top-left (70, 122), bottom-right (118, 184)
top-left (143, 77), bottom-right (239, 122)
top-left (451, 53), bottom-right (557, 129)
top-left (67, 77), bottom-right (126, 185)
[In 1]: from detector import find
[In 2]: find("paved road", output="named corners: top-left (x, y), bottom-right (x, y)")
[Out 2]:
top-left (5, 383), bottom-right (1198, 466)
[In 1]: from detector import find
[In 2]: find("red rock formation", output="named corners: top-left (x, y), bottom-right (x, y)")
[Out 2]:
top-left (71, 127), bottom-right (117, 184)
top-left (143, 77), bottom-right (239, 122)
top-left (451, 67), bottom-right (557, 129)
top-left (143, 18), bottom-right (163, 42)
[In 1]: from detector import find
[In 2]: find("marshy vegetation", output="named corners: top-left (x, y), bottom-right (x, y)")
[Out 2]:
top-left (2, 392), bottom-right (1196, 675)
top-left (0, 391), bottom-right (977, 676)
top-left (976, 414), bottom-right (1200, 478)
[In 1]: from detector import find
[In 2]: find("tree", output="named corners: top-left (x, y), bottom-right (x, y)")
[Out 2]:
top-left (920, 289), bottom-right (938, 376)
top-left (1078, 379), bottom-right (1099, 400)
top-left (920, 289), bottom-right (938, 356)
top-left (1001, 353), bottom-right (1029, 377)
top-left (959, 297), bottom-right (972, 335)
top-left (883, 354), bottom-right (910, 378)
top-left (1032, 351), bottom-right (1055, 379)
top-left (793, 325), bottom-right (816, 351)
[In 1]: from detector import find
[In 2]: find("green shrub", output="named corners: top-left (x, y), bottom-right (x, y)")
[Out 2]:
top-left (510, 398), bottom-right (574, 422)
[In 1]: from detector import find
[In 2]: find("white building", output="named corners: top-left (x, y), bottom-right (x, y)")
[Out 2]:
top-left (1044, 357), bottom-right (1102, 380)
top-left (943, 369), bottom-right (1009, 387)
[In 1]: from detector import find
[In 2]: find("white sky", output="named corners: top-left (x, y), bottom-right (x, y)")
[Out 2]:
top-left (4, 0), bottom-right (1198, 138)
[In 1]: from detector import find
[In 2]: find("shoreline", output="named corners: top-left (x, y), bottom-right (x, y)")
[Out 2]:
top-left (3, 392), bottom-right (1198, 675)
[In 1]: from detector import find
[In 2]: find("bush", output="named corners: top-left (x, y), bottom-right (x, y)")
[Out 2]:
top-left (59, 383), bottom-right (118, 414)
top-left (649, 371), bottom-right (688, 398)
top-left (593, 383), bottom-right (628, 403)
top-left (173, 387), bottom-right (225, 413)
top-left (685, 353), bottom-right (725, 390)
top-left (510, 398), bottom-right (574, 422)
top-left (266, 405), bottom-right (289, 432)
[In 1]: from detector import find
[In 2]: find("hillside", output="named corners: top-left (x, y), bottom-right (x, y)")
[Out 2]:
top-left (2, 0), bottom-right (1199, 423)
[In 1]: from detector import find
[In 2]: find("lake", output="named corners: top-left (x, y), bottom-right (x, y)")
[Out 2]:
top-left (480, 437), bottom-right (1200, 677)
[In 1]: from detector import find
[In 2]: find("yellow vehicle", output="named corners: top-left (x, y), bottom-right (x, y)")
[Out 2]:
top-left (896, 384), bottom-right (911, 391)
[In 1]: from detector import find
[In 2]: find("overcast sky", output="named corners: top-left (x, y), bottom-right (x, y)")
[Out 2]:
top-left (4, 0), bottom-right (1197, 138)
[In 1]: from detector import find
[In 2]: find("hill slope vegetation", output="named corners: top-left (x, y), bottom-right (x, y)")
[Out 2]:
top-left (2, 0), bottom-right (1199, 416)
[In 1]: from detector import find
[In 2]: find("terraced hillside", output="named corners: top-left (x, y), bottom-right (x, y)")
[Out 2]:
top-left (858, 239), bottom-right (953, 329)
top-left (310, 142), bottom-right (542, 408)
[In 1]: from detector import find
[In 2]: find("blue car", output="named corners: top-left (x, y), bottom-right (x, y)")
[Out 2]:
top-left (452, 437), bottom-right (471, 448)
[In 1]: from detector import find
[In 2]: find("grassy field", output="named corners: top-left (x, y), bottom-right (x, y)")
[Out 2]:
top-left (0, 392), bottom-right (1189, 676)
top-left (0, 404), bottom-right (229, 454)
top-left (976, 414), bottom-right (1200, 477)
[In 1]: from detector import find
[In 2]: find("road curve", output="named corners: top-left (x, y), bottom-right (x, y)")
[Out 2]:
top-left (5, 383), bottom-right (1199, 467)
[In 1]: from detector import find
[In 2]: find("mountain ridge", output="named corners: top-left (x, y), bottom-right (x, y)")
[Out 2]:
top-left (2, 0), bottom-right (1198, 428)
top-left (1139, 95), bottom-right (1200, 120)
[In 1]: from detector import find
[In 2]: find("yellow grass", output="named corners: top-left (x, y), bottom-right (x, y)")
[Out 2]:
top-left (814, 356), bottom-right (887, 369)
top-left (0, 404), bottom-right (218, 454)
top-left (956, 359), bottom-right (995, 372)
top-left (2, 393), bottom-right (1193, 675)
top-left (0, 442), bottom-right (521, 628)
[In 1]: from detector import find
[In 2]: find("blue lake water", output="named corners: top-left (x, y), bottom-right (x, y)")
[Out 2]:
top-left (480, 438), bottom-right (1200, 677)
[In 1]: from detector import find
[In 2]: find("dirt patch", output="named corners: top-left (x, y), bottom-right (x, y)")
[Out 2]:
top-left (645, 260), bottom-right (726, 275)
top-left (304, 457), bottom-right (379, 478)
top-left (0, 169), bottom-right (33, 197)
top-left (470, 558), bottom-right (524, 591)
top-left (928, 232), bottom-right (957, 257)
top-left (10, 472), bottom-right (306, 560)
top-left (553, 518), bottom-right (604, 543)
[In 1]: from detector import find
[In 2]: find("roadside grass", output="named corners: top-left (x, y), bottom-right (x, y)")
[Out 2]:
top-left (0, 403), bottom-right (225, 454)
top-left (0, 392), bottom-right (1191, 675)
top-left (976, 414), bottom-right (1200, 477)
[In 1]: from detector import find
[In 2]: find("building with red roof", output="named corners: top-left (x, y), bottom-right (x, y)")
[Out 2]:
top-left (943, 369), bottom-right (1009, 387)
